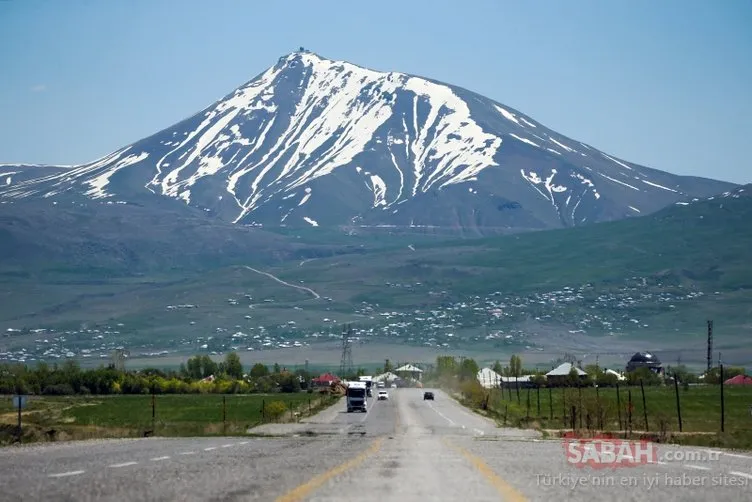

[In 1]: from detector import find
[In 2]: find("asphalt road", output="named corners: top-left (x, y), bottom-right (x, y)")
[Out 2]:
top-left (0, 388), bottom-right (750, 501)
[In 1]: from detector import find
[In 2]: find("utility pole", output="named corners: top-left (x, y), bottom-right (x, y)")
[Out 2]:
top-left (707, 320), bottom-right (714, 373)
top-left (338, 324), bottom-right (353, 378)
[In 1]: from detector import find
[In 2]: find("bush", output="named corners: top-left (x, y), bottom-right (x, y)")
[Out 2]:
top-left (42, 383), bottom-right (75, 395)
top-left (264, 400), bottom-right (288, 421)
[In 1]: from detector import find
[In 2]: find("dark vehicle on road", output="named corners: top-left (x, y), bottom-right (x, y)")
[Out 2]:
top-left (423, 391), bottom-right (434, 400)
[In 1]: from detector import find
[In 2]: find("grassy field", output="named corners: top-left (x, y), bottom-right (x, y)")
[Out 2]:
top-left (0, 392), bottom-right (340, 444)
top-left (464, 384), bottom-right (752, 449)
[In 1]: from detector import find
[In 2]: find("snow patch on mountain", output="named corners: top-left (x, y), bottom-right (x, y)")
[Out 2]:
top-left (509, 134), bottom-right (540, 148)
top-left (405, 78), bottom-right (502, 194)
top-left (0, 50), bottom-right (736, 231)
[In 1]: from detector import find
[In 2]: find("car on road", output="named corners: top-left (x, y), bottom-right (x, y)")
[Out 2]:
top-left (423, 391), bottom-right (434, 400)
top-left (377, 390), bottom-right (389, 400)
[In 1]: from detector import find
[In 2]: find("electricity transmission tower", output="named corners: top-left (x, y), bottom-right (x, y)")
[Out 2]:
top-left (110, 349), bottom-right (130, 372)
top-left (339, 324), bottom-right (354, 378)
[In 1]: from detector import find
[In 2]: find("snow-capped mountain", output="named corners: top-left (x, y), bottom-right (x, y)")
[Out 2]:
top-left (0, 50), bottom-right (735, 233)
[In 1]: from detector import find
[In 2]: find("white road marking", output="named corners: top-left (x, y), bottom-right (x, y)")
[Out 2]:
top-left (109, 462), bottom-right (138, 468)
top-left (179, 451), bottom-right (195, 455)
top-left (49, 470), bottom-right (85, 478)
top-left (730, 471), bottom-right (752, 480)
top-left (237, 441), bottom-right (249, 445)
top-left (473, 428), bottom-right (485, 436)
top-left (204, 447), bottom-right (216, 451)
top-left (222, 444), bottom-right (233, 448)
top-left (359, 398), bottom-right (378, 423)
top-left (725, 453), bottom-right (752, 460)
top-left (151, 456), bottom-right (170, 461)
top-left (427, 402), bottom-right (456, 426)
top-left (685, 464), bottom-right (711, 471)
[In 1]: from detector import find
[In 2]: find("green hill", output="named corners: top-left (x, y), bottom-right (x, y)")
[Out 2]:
top-left (0, 187), bottom-right (750, 368)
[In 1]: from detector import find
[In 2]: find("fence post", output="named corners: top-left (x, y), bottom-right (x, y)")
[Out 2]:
top-left (548, 387), bottom-right (553, 420)
top-left (616, 384), bottom-right (622, 433)
top-left (504, 404), bottom-right (508, 426)
top-left (309, 397), bottom-right (312, 416)
top-left (515, 377), bottom-right (520, 404)
top-left (222, 395), bottom-right (227, 436)
top-left (673, 373), bottom-right (683, 432)
top-left (720, 363), bottom-right (725, 433)
top-left (526, 388), bottom-right (530, 418)
top-left (562, 388), bottom-right (567, 427)
top-left (595, 384), bottom-right (602, 430)
top-left (15, 382), bottom-right (22, 443)
top-left (571, 405), bottom-right (576, 432)
top-left (536, 387), bottom-right (541, 417)
top-left (261, 399), bottom-right (266, 423)
top-left (639, 379), bottom-right (649, 432)
top-left (151, 392), bottom-right (156, 434)
top-left (628, 390), bottom-right (633, 438)
top-left (577, 386), bottom-right (583, 430)
top-left (289, 401), bottom-right (294, 421)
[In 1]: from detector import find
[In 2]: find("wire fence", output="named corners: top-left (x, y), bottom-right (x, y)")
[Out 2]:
top-left (479, 380), bottom-right (752, 442)
top-left (1, 392), bottom-right (341, 444)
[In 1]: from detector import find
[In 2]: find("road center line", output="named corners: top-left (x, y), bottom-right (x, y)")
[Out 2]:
top-left (179, 451), bottom-right (196, 455)
top-left (442, 438), bottom-right (528, 502)
top-left (730, 471), bottom-right (752, 480)
top-left (151, 456), bottom-right (170, 461)
top-left (275, 438), bottom-right (384, 502)
top-left (238, 441), bottom-right (249, 445)
top-left (725, 453), bottom-right (752, 460)
top-left (48, 470), bottom-right (85, 478)
top-left (109, 462), bottom-right (138, 468)
top-left (359, 398), bottom-right (378, 423)
top-left (204, 447), bottom-right (216, 451)
top-left (222, 444), bottom-right (234, 448)
top-left (685, 464), bottom-right (710, 471)
top-left (427, 402), bottom-right (456, 426)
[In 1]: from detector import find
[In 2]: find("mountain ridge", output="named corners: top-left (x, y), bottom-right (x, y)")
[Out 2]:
top-left (0, 50), bottom-right (736, 234)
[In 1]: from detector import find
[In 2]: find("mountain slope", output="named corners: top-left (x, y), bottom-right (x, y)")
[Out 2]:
top-left (0, 51), bottom-right (735, 234)
top-left (1, 185), bottom-right (749, 364)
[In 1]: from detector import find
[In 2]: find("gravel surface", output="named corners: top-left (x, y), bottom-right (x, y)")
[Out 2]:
top-left (0, 388), bottom-right (750, 501)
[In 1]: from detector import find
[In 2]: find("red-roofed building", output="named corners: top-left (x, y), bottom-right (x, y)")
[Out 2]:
top-left (311, 372), bottom-right (340, 388)
top-left (724, 374), bottom-right (752, 385)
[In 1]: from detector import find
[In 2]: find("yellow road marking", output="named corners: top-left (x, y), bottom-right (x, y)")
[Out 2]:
top-left (443, 438), bottom-right (529, 502)
top-left (275, 438), bottom-right (384, 502)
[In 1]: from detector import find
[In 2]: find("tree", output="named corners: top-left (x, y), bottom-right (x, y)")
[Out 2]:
top-left (509, 355), bottom-right (522, 377)
top-left (435, 356), bottom-right (458, 377)
top-left (224, 352), bottom-right (243, 379)
top-left (492, 360), bottom-right (504, 376)
top-left (703, 366), bottom-right (744, 384)
top-left (530, 374), bottom-right (547, 387)
top-left (626, 367), bottom-right (662, 386)
top-left (250, 363), bottom-right (269, 378)
top-left (567, 367), bottom-right (581, 387)
top-left (459, 358), bottom-right (479, 382)
top-left (279, 373), bottom-right (301, 393)
top-left (273, 362), bottom-right (281, 374)
top-left (384, 359), bottom-right (394, 373)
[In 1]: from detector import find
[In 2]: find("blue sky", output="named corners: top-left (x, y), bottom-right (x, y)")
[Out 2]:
top-left (1, 0), bottom-right (750, 184)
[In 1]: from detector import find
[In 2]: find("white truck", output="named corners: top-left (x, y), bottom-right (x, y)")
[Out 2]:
top-left (346, 381), bottom-right (368, 413)
top-left (358, 375), bottom-right (374, 397)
